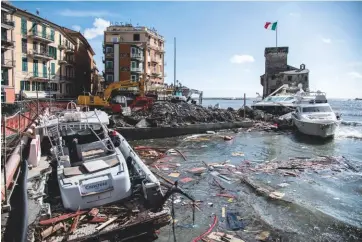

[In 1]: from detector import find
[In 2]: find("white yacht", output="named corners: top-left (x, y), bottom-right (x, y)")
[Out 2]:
top-left (291, 91), bottom-right (341, 138)
top-left (41, 102), bottom-right (164, 211)
top-left (251, 84), bottom-right (300, 115)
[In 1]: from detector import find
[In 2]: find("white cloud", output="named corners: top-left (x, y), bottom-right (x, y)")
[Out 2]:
top-left (321, 38), bottom-right (332, 44)
top-left (289, 12), bottom-right (301, 17)
top-left (230, 55), bottom-right (255, 64)
top-left (59, 9), bottom-right (120, 18)
top-left (348, 72), bottom-right (362, 79)
top-left (72, 25), bottom-right (81, 32)
top-left (84, 18), bottom-right (110, 40)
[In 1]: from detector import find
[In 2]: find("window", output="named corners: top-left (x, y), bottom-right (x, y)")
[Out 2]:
top-left (42, 25), bottom-right (46, 38)
top-left (1, 69), bottom-right (9, 86)
top-left (22, 58), bottom-right (28, 72)
top-left (133, 34), bottom-right (140, 41)
top-left (106, 47), bottom-right (113, 53)
top-left (33, 41), bottom-right (38, 52)
top-left (59, 34), bottom-right (62, 45)
top-left (131, 47), bottom-right (136, 54)
top-left (302, 106), bottom-right (332, 113)
top-left (159, 54), bottom-right (162, 58)
top-left (20, 81), bottom-right (30, 91)
top-left (148, 62), bottom-right (150, 67)
top-left (32, 21), bottom-right (37, 35)
top-left (33, 60), bottom-right (38, 77)
top-left (40, 43), bottom-right (46, 54)
top-left (59, 83), bottom-right (62, 93)
top-left (1, 91), bottom-right (6, 103)
top-left (22, 39), bottom-right (27, 53)
top-left (48, 46), bottom-right (57, 59)
top-left (50, 29), bottom-right (55, 41)
top-left (106, 61), bottom-right (113, 68)
top-left (131, 61), bottom-right (137, 69)
top-left (21, 18), bottom-right (27, 35)
top-left (32, 82), bottom-right (36, 91)
top-left (51, 83), bottom-right (58, 91)
top-left (131, 75), bottom-right (136, 82)
top-left (112, 37), bottom-right (119, 42)
top-left (51, 63), bottom-right (55, 75)
top-left (43, 62), bottom-right (47, 78)
top-left (106, 75), bottom-right (114, 82)
top-left (288, 76), bottom-right (292, 82)
top-left (1, 28), bottom-right (7, 40)
top-left (148, 50), bottom-right (150, 56)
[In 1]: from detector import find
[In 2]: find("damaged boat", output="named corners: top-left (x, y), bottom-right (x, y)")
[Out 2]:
top-left (28, 102), bottom-right (194, 241)
top-left (291, 91), bottom-right (341, 138)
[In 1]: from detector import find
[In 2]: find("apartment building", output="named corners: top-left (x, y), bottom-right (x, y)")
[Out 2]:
top-left (1, 2), bottom-right (97, 103)
top-left (1, 4), bottom-right (16, 102)
top-left (103, 24), bottom-right (165, 85)
top-left (63, 28), bottom-right (97, 95)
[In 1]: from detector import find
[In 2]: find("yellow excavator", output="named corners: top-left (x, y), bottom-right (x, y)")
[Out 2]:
top-left (77, 79), bottom-right (148, 111)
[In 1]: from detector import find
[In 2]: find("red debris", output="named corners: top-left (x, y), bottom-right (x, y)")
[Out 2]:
top-left (223, 136), bottom-right (233, 141)
top-left (39, 210), bottom-right (88, 226)
top-left (88, 216), bottom-right (108, 223)
top-left (180, 177), bottom-right (194, 183)
top-left (70, 214), bottom-right (80, 234)
top-left (88, 208), bottom-right (99, 217)
top-left (216, 193), bottom-right (236, 199)
top-left (192, 215), bottom-right (218, 242)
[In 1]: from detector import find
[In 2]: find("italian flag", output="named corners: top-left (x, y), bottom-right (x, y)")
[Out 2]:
top-left (264, 22), bottom-right (277, 31)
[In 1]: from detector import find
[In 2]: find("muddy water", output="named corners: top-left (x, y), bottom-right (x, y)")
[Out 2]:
top-left (131, 100), bottom-right (362, 242)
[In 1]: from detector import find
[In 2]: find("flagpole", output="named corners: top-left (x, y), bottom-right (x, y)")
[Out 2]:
top-left (276, 21), bottom-right (278, 47)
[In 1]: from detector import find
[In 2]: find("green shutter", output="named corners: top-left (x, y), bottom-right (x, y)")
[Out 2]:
top-left (32, 21), bottom-right (37, 35)
top-left (51, 63), bottom-right (55, 75)
top-left (21, 18), bottom-right (27, 35)
top-left (42, 25), bottom-right (46, 38)
top-left (54, 47), bottom-right (57, 60)
top-left (21, 81), bottom-right (25, 90)
top-left (22, 58), bottom-right (28, 72)
top-left (43, 62), bottom-right (47, 78)
top-left (50, 29), bottom-right (55, 41)
top-left (33, 60), bottom-right (38, 77)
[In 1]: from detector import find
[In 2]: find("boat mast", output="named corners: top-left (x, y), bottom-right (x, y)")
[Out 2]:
top-left (173, 37), bottom-right (176, 87)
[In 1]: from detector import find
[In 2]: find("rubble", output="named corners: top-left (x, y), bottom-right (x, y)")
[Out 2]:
top-left (110, 101), bottom-right (293, 131)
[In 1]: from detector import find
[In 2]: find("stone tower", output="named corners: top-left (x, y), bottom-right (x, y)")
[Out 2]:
top-left (264, 47), bottom-right (289, 74)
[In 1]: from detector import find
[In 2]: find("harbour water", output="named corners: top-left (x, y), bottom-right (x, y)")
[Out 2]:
top-left (132, 99), bottom-right (362, 241)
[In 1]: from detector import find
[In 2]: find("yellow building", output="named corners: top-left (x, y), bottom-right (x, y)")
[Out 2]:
top-left (1, 2), bottom-right (97, 102)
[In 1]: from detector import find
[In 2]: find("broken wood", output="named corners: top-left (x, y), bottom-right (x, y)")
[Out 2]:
top-left (88, 208), bottom-right (99, 217)
top-left (96, 217), bottom-right (118, 231)
top-left (88, 216), bottom-right (108, 223)
top-left (41, 222), bottom-right (64, 239)
top-left (70, 214), bottom-right (80, 234)
top-left (39, 210), bottom-right (87, 225)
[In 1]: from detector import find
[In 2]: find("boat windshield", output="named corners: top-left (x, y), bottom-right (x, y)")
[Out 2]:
top-left (302, 106), bottom-right (332, 113)
top-left (264, 96), bottom-right (294, 102)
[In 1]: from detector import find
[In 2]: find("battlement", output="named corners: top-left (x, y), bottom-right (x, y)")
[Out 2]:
top-left (264, 47), bottom-right (289, 56)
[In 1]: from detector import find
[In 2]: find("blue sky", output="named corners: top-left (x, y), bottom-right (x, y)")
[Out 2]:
top-left (12, 1), bottom-right (362, 98)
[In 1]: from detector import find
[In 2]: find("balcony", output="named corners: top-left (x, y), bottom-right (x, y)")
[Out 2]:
top-left (105, 52), bottom-right (114, 58)
top-left (58, 59), bottom-right (67, 65)
top-left (1, 37), bottom-right (14, 49)
top-left (65, 46), bottom-right (75, 54)
top-left (105, 66), bottom-right (114, 73)
top-left (1, 18), bottom-right (15, 29)
top-left (151, 71), bottom-right (162, 77)
top-left (130, 67), bottom-right (143, 73)
top-left (131, 53), bottom-right (144, 61)
top-left (28, 72), bottom-right (49, 81)
top-left (1, 59), bottom-right (15, 69)
top-left (58, 42), bottom-right (67, 50)
top-left (60, 76), bottom-right (75, 82)
top-left (28, 49), bottom-right (54, 60)
top-left (28, 31), bottom-right (54, 43)
top-left (150, 56), bottom-right (159, 63)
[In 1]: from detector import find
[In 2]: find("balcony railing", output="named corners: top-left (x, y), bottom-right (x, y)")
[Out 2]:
top-left (58, 59), bottom-right (67, 65)
top-left (105, 67), bottom-right (114, 72)
top-left (1, 59), bottom-right (15, 68)
top-left (28, 32), bottom-right (54, 43)
top-left (1, 37), bottom-right (15, 48)
top-left (60, 76), bottom-right (75, 81)
top-left (105, 52), bottom-right (114, 58)
top-left (130, 67), bottom-right (143, 73)
top-left (1, 18), bottom-right (15, 29)
top-left (150, 56), bottom-right (159, 63)
top-left (65, 46), bottom-right (75, 54)
top-left (28, 49), bottom-right (54, 60)
top-left (131, 53), bottom-right (144, 61)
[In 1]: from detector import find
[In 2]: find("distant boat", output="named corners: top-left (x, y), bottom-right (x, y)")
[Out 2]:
top-left (355, 98), bottom-right (362, 101)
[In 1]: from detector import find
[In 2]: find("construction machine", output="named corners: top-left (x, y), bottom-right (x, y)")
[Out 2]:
top-left (77, 79), bottom-right (154, 113)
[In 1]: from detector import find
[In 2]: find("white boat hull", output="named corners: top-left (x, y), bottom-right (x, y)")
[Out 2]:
top-left (293, 118), bottom-right (339, 138)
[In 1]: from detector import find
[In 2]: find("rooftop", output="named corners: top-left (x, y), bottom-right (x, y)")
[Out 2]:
top-left (105, 24), bottom-right (164, 40)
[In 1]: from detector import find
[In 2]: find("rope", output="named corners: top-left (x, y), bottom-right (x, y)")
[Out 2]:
top-left (191, 215), bottom-right (218, 242)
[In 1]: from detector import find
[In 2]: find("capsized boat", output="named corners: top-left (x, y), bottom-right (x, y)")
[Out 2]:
top-left (291, 91), bottom-right (341, 138)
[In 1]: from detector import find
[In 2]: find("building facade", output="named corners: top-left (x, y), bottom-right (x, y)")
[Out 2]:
top-left (1, 2), bottom-right (97, 103)
top-left (63, 28), bottom-right (97, 95)
top-left (260, 47), bottom-right (309, 97)
top-left (103, 24), bottom-right (165, 85)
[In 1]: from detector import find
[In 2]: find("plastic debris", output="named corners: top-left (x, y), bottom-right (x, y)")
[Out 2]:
top-left (208, 232), bottom-right (245, 242)
top-left (168, 172), bottom-right (180, 178)
top-left (222, 207), bottom-right (226, 218)
top-left (278, 183), bottom-right (290, 188)
top-left (269, 191), bottom-right (285, 199)
top-left (232, 152), bottom-right (245, 157)
top-left (41, 222), bottom-right (64, 240)
top-left (228, 198), bottom-right (234, 202)
top-left (180, 177), bottom-right (194, 183)
top-left (223, 136), bottom-right (233, 141)
top-left (226, 212), bottom-right (245, 231)
top-left (255, 231), bottom-right (270, 241)
top-left (188, 167), bottom-right (207, 175)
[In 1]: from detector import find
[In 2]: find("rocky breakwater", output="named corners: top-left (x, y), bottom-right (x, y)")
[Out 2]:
top-left (111, 101), bottom-right (292, 130)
